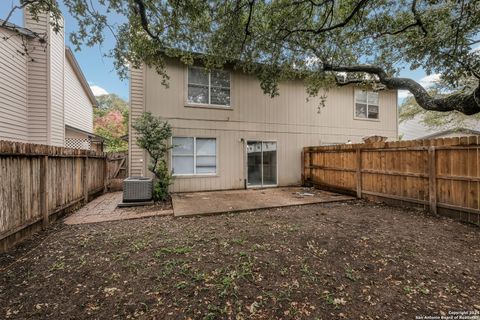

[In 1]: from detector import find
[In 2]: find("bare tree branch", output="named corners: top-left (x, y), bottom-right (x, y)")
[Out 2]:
top-left (1, 0), bottom-right (36, 27)
top-left (240, 0), bottom-right (255, 52)
top-left (280, 0), bottom-right (369, 36)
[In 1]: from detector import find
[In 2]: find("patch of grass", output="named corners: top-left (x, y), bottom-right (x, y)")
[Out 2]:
top-left (160, 259), bottom-right (189, 278)
top-left (214, 254), bottom-right (255, 298)
top-left (123, 260), bottom-right (141, 274)
top-left (287, 224), bottom-right (300, 232)
top-left (444, 283), bottom-right (460, 294)
top-left (49, 261), bottom-right (65, 271)
top-left (111, 252), bottom-right (129, 262)
top-left (403, 283), bottom-right (430, 295)
top-left (238, 251), bottom-right (248, 258)
top-left (403, 286), bottom-right (413, 294)
top-left (190, 268), bottom-right (206, 282)
top-left (301, 263), bottom-right (317, 282)
top-left (344, 266), bottom-right (358, 282)
top-left (230, 238), bottom-right (246, 245)
top-left (323, 292), bottom-right (345, 309)
top-left (174, 281), bottom-right (188, 290)
top-left (324, 293), bottom-right (335, 305)
top-left (130, 239), bottom-right (151, 252)
top-left (203, 304), bottom-right (226, 320)
top-left (419, 287), bottom-right (430, 294)
top-left (218, 270), bottom-right (237, 297)
top-left (251, 243), bottom-right (269, 251)
top-left (154, 246), bottom-right (192, 258)
top-left (275, 287), bottom-right (293, 304)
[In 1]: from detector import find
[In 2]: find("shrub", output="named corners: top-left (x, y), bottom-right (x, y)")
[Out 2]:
top-left (132, 112), bottom-right (174, 201)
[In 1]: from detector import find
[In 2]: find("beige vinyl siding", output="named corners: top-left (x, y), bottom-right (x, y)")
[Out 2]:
top-left (0, 29), bottom-right (29, 142)
top-left (129, 66), bottom-right (146, 176)
top-left (134, 59), bottom-right (398, 192)
top-left (25, 12), bottom-right (49, 144)
top-left (64, 56), bottom-right (93, 133)
top-left (49, 18), bottom-right (65, 146)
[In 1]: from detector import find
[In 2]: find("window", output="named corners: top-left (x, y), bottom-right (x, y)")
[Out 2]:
top-left (172, 137), bottom-right (216, 175)
top-left (187, 67), bottom-right (230, 106)
top-left (355, 90), bottom-right (379, 119)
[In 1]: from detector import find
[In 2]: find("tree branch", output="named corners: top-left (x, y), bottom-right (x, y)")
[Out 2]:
top-left (132, 0), bottom-right (160, 41)
top-left (281, 0), bottom-right (368, 36)
top-left (324, 63), bottom-right (480, 115)
top-left (1, 0), bottom-right (36, 27)
top-left (411, 0), bottom-right (428, 36)
top-left (333, 76), bottom-right (365, 86)
top-left (240, 0), bottom-right (255, 52)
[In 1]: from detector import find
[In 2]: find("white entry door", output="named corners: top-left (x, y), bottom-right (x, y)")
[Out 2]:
top-left (247, 141), bottom-right (277, 187)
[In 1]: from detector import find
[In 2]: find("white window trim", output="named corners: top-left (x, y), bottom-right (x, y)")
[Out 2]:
top-left (185, 66), bottom-right (232, 109)
top-left (353, 89), bottom-right (380, 122)
top-left (171, 136), bottom-right (218, 177)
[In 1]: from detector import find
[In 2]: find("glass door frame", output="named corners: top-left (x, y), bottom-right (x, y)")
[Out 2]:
top-left (245, 139), bottom-right (278, 188)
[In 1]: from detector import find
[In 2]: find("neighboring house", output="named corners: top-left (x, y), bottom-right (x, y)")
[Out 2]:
top-left (421, 128), bottom-right (480, 139)
top-left (129, 57), bottom-right (398, 192)
top-left (399, 116), bottom-right (480, 140)
top-left (0, 10), bottom-right (101, 151)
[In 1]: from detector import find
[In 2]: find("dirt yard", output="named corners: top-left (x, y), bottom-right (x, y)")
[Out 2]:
top-left (1, 201), bottom-right (479, 319)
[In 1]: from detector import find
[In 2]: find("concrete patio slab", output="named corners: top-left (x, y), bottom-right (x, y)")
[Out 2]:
top-left (171, 187), bottom-right (354, 217)
top-left (64, 192), bottom-right (173, 225)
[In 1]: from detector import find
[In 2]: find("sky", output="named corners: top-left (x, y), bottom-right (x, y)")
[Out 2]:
top-left (0, 1), bottom-right (459, 103)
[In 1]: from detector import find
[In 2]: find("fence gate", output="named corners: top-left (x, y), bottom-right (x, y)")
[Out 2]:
top-left (107, 152), bottom-right (128, 180)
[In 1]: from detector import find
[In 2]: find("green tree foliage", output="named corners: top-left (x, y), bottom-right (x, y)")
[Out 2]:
top-left (93, 94), bottom-right (129, 152)
top-left (6, 0), bottom-right (480, 114)
top-left (132, 112), bottom-right (173, 201)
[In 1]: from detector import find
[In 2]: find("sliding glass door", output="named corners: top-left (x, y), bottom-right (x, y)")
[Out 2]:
top-left (247, 141), bottom-right (277, 187)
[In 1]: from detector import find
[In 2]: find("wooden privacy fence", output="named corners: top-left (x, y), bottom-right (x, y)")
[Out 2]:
top-left (0, 140), bottom-right (107, 251)
top-left (302, 136), bottom-right (480, 226)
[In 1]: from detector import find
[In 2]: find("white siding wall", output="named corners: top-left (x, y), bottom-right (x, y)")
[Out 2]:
top-left (64, 57), bottom-right (93, 133)
top-left (48, 18), bottom-right (65, 146)
top-left (1, 11), bottom-right (92, 147)
top-left (25, 12), bottom-right (49, 144)
top-left (0, 29), bottom-right (29, 142)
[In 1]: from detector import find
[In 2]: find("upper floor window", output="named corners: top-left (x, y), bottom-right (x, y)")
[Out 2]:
top-left (355, 90), bottom-right (379, 119)
top-left (187, 66), bottom-right (231, 107)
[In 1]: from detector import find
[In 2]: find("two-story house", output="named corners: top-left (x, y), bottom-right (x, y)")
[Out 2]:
top-left (0, 10), bottom-right (101, 150)
top-left (129, 57), bottom-right (398, 192)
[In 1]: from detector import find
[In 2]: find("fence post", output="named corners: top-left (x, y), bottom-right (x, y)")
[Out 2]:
top-left (40, 155), bottom-right (49, 228)
top-left (428, 146), bottom-right (437, 215)
top-left (308, 148), bottom-right (313, 184)
top-left (356, 148), bottom-right (362, 198)
top-left (301, 148), bottom-right (305, 185)
top-left (83, 156), bottom-right (89, 203)
top-left (103, 156), bottom-right (108, 192)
